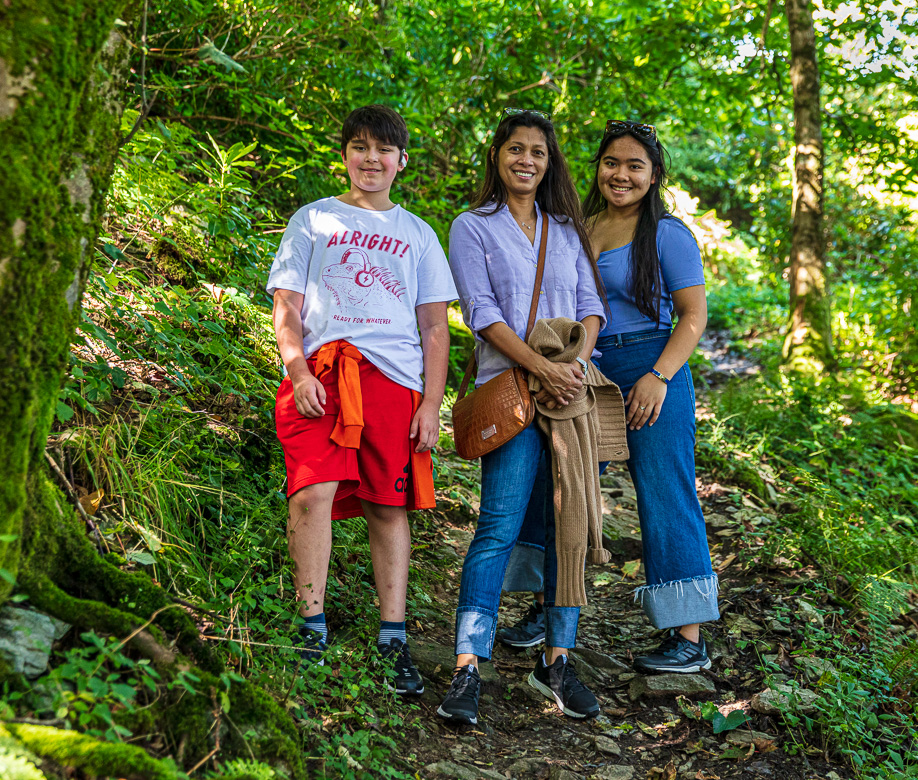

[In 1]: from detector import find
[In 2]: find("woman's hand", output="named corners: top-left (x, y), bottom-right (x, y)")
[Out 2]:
top-left (534, 388), bottom-right (558, 410)
top-left (534, 359), bottom-right (583, 406)
top-left (624, 373), bottom-right (667, 430)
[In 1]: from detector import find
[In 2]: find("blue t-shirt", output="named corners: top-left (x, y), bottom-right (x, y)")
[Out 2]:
top-left (596, 216), bottom-right (704, 335)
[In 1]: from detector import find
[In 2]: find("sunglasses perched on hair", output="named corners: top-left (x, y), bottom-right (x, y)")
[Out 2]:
top-left (604, 119), bottom-right (656, 140)
top-left (502, 107), bottom-right (553, 122)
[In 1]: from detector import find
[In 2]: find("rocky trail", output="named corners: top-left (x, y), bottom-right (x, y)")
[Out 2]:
top-left (396, 344), bottom-right (854, 780)
top-left (402, 462), bottom-right (851, 780)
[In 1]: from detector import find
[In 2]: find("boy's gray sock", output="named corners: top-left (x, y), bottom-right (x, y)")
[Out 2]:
top-left (378, 620), bottom-right (406, 647)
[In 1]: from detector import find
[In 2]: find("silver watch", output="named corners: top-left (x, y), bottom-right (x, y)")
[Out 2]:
top-left (575, 357), bottom-right (588, 374)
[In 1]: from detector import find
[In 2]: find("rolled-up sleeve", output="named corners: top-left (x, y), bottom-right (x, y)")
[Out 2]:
top-left (574, 245), bottom-right (607, 330)
top-left (448, 216), bottom-right (507, 337)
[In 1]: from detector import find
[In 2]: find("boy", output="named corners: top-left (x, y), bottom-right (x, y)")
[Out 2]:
top-left (267, 105), bottom-right (456, 695)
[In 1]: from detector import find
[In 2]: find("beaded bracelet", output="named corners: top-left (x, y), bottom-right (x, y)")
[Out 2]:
top-left (650, 368), bottom-right (670, 385)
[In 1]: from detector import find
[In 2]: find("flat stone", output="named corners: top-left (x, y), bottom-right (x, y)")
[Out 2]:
top-left (0, 607), bottom-right (70, 678)
top-left (506, 757), bottom-right (544, 778)
top-left (724, 613), bottom-right (764, 635)
top-left (549, 768), bottom-right (584, 780)
top-left (593, 735), bottom-right (622, 756)
top-left (629, 673), bottom-right (716, 701)
top-left (409, 640), bottom-right (501, 684)
top-left (591, 766), bottom-right (634, 780)
top-left (571, 647), bottom-right (629, 672)
top-left (769, 619), bottom-right (792, 634)
top-left (424, 760), bottom-right (506, 779)
top-left (751, 684), bottom-right (820, 714)
top-left (795, 655), bottom-right (836, 681)
top-left (725, 729), bottom-right (775, 746)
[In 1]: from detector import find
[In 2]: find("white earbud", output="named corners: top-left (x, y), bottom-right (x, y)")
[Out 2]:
top-left (400, 152), bottom-right (408, 168)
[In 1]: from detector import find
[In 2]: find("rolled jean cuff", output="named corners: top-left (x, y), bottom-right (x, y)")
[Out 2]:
top-left (455, 609), bottom-right (498, 659)
top-left (545, 605), bottom-right (580, 650)
top-left (501, 543), bottom-right (545, 593)
top-left (634, 574), bottom-right (720, 630)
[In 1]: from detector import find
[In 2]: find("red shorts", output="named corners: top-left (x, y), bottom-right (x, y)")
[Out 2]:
top-left (275, 357), bottom-right (416, 519)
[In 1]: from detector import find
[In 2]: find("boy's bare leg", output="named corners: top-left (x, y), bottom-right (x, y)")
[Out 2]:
top-left (362, 501), bottom-right (410, 622)
top-left (288, 481), bottom-right (338, 617)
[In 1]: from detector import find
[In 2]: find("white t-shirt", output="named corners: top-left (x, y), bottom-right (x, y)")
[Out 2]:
top-left (266, 197), bottom-right (458, 393)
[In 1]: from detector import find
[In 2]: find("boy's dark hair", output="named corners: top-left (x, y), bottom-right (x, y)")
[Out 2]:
top-left (341, 105), bottom-right (409, 153)
top-left (583, 126), bottom-right (673, 325)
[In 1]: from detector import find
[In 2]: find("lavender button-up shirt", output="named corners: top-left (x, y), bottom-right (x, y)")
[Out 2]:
top-left (449, 203), bottom-right (606, 387)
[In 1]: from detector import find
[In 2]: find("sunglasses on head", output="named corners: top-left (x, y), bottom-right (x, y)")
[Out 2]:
top-left (502, 107), bottom-right (553, 122)
top-left (604, 119), bottom-right (656, 141)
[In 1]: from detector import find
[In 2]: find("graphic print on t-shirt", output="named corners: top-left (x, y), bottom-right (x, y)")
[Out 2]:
top-left (322, 247), bottom-right (407, 309)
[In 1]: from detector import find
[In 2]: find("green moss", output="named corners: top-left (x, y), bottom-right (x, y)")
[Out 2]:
top-left (154, 225), bottom-right (209, 285)
top-left (5, 722), bottom-right (184, 780)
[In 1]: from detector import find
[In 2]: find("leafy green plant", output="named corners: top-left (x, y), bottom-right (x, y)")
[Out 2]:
top-left (700, 701), bottom-right (749, 734)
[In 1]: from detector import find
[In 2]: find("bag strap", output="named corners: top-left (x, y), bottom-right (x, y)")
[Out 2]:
top-left (456, 214), bottom-right (549, 401)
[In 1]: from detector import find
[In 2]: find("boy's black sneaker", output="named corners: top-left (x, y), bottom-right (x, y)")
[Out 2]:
top-left (379, 638), bottom-right (424, 696)
top-left (528, 654), bottom-right (600, 719)
top-left (436, 664), bottom-right (481, 725)
top-left (295, 626), bottom-right (327, 666)
top-left (497, 601), bottom-right (546, 648)
top-left (633, 629), bottom-right (712, 674)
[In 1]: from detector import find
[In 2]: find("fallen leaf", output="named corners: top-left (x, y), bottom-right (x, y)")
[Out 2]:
top-left (753, 738), bottom-right (778, 753)
top-left (647, 761), bottom-right (676, 780)
top-left (716, 553), bottom-right (738, 571)
top-left (694, 772), bottom-right (720, 780)
top-left (637, 720), bottom-right (660, 738)
top-left (79, 489), bottom-right (105, 517)
top-left (622, 559), bottom-right (641, 578)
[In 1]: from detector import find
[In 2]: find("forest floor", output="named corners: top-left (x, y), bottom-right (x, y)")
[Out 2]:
top-left (393, 340), bottom-right (854, 780)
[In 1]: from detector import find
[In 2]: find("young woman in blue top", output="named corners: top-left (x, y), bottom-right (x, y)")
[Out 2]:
top-left (437, 109), bottom-right (606, 725)
top-left (583, 120), bottom-right (719, 673)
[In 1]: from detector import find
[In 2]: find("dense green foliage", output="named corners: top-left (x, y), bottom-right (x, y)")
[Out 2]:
top-left (3, 0), bottom-right (918, 777)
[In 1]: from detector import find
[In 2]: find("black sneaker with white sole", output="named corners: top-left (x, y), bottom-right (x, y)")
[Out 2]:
top-left (633, 629), bottom-right (712, 674)
top-left (436, 664), bottom-right (481, 725)
top-left (295, 626), bottom-right (327, 666)
top-left (528, 654), bottom-right (600, 719)
top-left (497, 600), bottom-right (546, 648)
top-left (378, 638), bottom-right (424, 696)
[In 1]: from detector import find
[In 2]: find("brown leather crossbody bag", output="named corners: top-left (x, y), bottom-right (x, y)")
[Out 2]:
top-left (452, 217), bottom-right (548, 460)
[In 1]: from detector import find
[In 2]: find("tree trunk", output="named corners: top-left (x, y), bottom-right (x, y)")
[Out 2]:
top-left (0, 2), bottom-right (132, 601)
top-left (782, 0), bottom-right (834, 372)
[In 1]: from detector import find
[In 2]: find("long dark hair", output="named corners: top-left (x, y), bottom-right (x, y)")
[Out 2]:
top-left (583, 127), bottom-right (671, 324)
top-left (471, 111), bottom-right (593, 256)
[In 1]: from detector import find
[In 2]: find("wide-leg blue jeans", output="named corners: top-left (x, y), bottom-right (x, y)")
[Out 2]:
top-left (454, 424), bottom-right (579, 659)
top-left (502, 328), bottom-right (719, 630)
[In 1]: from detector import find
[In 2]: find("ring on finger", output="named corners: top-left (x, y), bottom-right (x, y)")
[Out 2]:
top-left (639, 405), bottom-right (646, 411)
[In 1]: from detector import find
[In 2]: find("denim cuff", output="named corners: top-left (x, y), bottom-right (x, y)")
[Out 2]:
top-left (455, 609), bottom-right (498, 660)
top-left (635, 574), bottom-right (720, 630)
top-left (544, 605), bottom-right (580, 650)
top-left (501, 543), bottom-right (545, 593)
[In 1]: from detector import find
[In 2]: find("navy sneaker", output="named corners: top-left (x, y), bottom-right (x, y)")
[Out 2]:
top-left (528, 654), bottom-right (600, 719)
top-left (497, 600), bottom-right (546, 648)
top-left (379, 638), bottom-right (424, 696)
top-left (295, 626), bottom-right (327, 666)
top-left (437, 664), bottom-right (481, 725)
top-left (633, 629), bottom-right (712, 674)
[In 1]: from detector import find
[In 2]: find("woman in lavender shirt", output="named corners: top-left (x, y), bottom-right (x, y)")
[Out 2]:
top-left (436, 109), bottom-right (606, 725)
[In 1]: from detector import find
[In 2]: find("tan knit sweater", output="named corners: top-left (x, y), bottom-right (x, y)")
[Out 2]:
top-left (527, 318), bottom-right (629, 607)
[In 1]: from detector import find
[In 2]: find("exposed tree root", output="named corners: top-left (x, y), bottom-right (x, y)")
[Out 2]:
top-left (2, 722), bottom-right (184, 780)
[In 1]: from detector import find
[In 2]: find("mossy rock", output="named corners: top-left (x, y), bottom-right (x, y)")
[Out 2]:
top-left (153, 225), bottom-right (208, 285)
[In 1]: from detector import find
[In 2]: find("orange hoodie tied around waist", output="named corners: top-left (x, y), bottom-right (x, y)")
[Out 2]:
top-left (314, 340), bottom-right (436, 515)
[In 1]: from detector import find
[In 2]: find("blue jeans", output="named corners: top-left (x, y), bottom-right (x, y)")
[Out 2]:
top-left (504, 329), bottom-right (719, 630)
top-left (500, 453), bottom-right (547, 593)
top-left (455, 424), bottom-right (579, 659)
